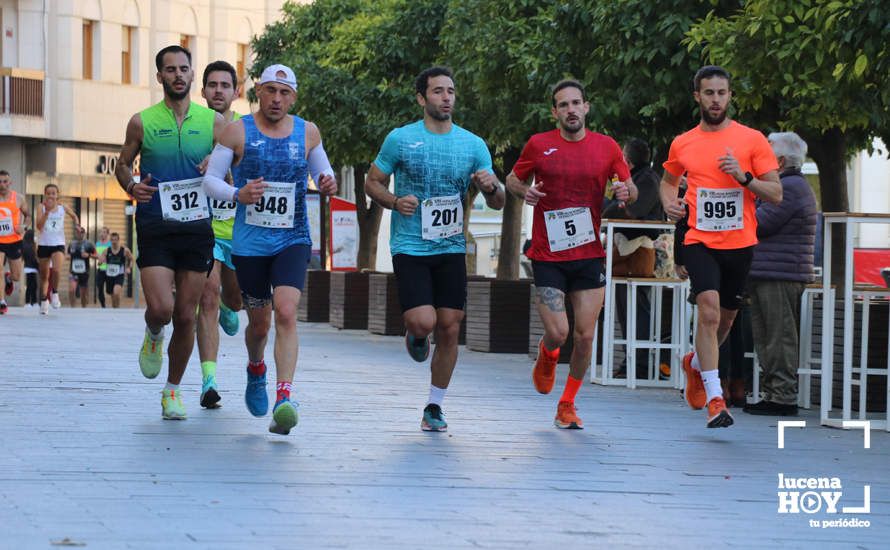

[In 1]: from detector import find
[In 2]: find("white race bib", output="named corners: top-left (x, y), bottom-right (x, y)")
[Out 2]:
top-left (696, 187), bottom-right (744, 232)
top-left (159, 178), bottom-right (209, 222)
top-left (421, 194), bottom-right (463, 240)
top-left (0, 216), bottom-right (12, 236)
top-left (544, 207), bottom-right (596, 252)
top-left (245, 181), bottom-right (296, 228)
top-left (71, 258), bottom-right (86, 274)
top-left (211, 198), bottom-right (237, 221)
top-left (106, 263), bottom-right (123, 277)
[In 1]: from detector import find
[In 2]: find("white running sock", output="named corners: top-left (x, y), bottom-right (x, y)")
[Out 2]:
top-left (691, 352), bottom-right (702, 372)
top-left (146, 326), bottom-right (165, 341)
top-left (701, 369), bottom-right (722, 403)
top-left (428, 385), bottom-right (447, 407)
top-left (164, 382), bottom-right (179, 392)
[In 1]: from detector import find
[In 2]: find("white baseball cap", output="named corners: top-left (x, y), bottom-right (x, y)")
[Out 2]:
top-left (257, 64), bottom-right (298, 91)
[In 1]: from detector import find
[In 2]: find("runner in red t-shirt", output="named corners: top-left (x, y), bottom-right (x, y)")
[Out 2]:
top-left (506, 79), bottom-right (637, 430)
top-left (659, 66), bottom-right (783, 428)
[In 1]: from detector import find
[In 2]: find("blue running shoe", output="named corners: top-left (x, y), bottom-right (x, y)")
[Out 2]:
top-left (421, 404), bottom-right (447, 432)
top-left (218, 304), bottom-right (239, 336)
top-left (244, 366), bottom-right (268, 417)
top-left (269, 399), bottom-right (299, 435)
top-left (200, 375), bottom-right (221, 409)
top-left (405, 333), bottom-right (430, 363)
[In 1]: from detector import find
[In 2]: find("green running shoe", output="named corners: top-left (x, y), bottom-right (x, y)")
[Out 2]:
top-left (161, 389), bottom-right (187, 420)
top-left (139, 329), bottom-right (164, 379)
top-left (421, 404), bottom-right (447, 432)
top-left (218, 303), bottom-right (239, 336)
top-left (269, 399), bottom-right (299, 435)
top-left (405, 333), bottom-right (430, 363)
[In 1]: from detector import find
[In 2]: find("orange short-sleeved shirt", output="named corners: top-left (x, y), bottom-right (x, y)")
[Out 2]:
top-left (663, 121), bottom-right (777, 249)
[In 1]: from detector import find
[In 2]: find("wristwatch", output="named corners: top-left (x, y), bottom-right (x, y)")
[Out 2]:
top-left (740, 172), bottom-right (754, 187)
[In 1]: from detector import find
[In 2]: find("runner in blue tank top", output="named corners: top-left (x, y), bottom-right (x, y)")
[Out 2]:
top-left (364, 67), bottom-right (505, 432)
top-left (202, 64), bottom-right (338, 435)
top-left (115, 45), bottom-right (225, 421)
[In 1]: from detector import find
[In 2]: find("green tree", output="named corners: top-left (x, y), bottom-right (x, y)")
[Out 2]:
top-left (687, 0), bottom-right (890, 213)
top-left (251, 0), bottom-right (448, 270)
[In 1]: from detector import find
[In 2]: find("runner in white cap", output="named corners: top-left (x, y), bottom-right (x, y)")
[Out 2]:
top-left (201, 63), bottom-right (338, 435)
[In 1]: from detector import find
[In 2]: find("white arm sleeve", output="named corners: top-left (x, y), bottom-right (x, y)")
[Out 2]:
top-left (202, 144), bottom-right (237, 201)
top-left (308, 140), bottom-right (335, 183)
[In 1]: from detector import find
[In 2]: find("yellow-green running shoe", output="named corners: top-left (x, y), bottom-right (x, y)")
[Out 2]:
top-left (139, 328), bottom-right (164, 379)
top-left (161, 389), bottom-right (187, 420)
top-left (268, 399), bottom-right (298, 435)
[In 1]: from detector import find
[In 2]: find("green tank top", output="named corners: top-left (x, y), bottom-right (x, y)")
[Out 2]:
top-left (95, 240), bottom-right (111, 270)
top-left (211, 111), bottom-right (242, 241)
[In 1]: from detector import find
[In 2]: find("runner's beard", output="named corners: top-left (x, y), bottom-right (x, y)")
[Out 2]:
top-left (163, 80), bottom-right (191, 101)
top-left (562, 118), bottom-right (584, 134)
top-left (700, 105), bottom-right (727, 125)
top-left (426, 104), bottom-right (451, 122)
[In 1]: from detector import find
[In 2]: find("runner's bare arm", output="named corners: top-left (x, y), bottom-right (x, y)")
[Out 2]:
top-left (364, 164), bottom-right (417, 216)
top-left (747, 170), bottom-right (782, 204)
top-left (63, 204), bottom-right (80, 227)
top-left (506, 171), bottom-right (545, 206)
top-left (36, 204), bottom-right (47, 231)
top-left (18, 195), bottom-right (30, 233)
top-left (115, 114), bottom-right (156, 202)
top-left (472, 170), bottom-right (505, 210)
top-left (659, 171), bottom-right (686, 221)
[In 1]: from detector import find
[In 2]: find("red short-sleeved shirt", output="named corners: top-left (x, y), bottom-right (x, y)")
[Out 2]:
top-left (512, 129), bottom-right (630, 262)
top-left (663, 121), bottom-right (778, 249)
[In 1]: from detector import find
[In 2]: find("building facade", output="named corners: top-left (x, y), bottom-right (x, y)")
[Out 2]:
top-left (0, 0), bottom-right (285, 300)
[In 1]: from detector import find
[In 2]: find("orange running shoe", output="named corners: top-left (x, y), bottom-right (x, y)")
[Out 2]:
top-left (532, 339), bottom-right (558, 394)
top-left (554, 401), bottom-right (583, 429)
top-left (706, 396), bottom-right (734, 428)
top-left (681, 352), bottom-right (706, 410)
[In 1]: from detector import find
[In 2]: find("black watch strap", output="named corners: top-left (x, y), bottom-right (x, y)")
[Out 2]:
top-left (741, 171), bottom-right (754, 187)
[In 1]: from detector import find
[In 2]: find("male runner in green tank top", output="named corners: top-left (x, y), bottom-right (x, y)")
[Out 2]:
top-left (115, 45), bottom-right (225, 420)
top-left (194, 60), bottom-right (244, 409)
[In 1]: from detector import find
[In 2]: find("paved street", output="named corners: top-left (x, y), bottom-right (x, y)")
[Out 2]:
top-left (1, 307), bottom-right (887, 549)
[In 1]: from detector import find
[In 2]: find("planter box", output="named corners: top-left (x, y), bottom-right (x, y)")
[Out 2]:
top-left (527, 284), bottom-right (575, 363)
top-left (466, 278), bottom-right (532, 353)
top-left (329, 271), bottom-right (370, 330)
top-left (368, 273), bottom-right (404, 336)
top-left (297, 270), bottom-right (330, 323)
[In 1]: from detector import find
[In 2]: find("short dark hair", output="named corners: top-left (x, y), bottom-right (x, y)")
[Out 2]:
top-left (551, 79), bottom-right (585, 107)
top-left (202, 60), bottom-right (238, 88)
top-left (44, 183), bottom-right (59, 194)
top-left (415, 66), bottom-right (453, 98)
top-left (0, 170), bottom-right (9, 177)
top-left (155, 45), bottom-right (192, 72)
top-left (623, 138), bottom-right (650, 167)
top-left (693, 65), bottom-right (731, 91)
top-left (111, 232), bottom-right (120, 239)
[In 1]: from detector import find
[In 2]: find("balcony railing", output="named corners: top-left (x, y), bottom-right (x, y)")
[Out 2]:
top-left (0, 68), bottom-right (44, 117)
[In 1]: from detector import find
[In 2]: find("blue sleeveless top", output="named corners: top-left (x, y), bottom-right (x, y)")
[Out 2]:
top-left (231, 115), bottom-right (310, 256)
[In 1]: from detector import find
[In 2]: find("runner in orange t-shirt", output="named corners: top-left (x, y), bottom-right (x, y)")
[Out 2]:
top-left (660, 66), bottom-right (782, 428)
top-left (507, 79), bottom-right (637, 430)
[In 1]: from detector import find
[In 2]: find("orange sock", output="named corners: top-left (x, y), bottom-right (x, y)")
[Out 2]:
top-left (559, 375), bottom-right (583, 404)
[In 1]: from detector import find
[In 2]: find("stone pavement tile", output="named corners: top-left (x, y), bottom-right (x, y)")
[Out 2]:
top-left (1, 309), bottom-right (887, 549)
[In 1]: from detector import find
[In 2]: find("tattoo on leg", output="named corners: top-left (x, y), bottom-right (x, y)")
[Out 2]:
top-left (537, 287), bottom-right (566, 312)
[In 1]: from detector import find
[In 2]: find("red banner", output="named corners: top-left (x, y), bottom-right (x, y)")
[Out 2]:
top-left (854, 248), bottom-right (890, 287)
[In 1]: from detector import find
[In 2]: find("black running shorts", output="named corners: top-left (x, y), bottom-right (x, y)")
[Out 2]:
top-left (136, 225), bottom-right (214, 273)
top-left (232, 244), bottom-right (311, 307)
top-left (0, 241), bottom-right (23, 260)
top-left (682, 243), bottom-right (753, 310)
top-left (392, 252), bottom-right (467, 312)
top-left (531, 258), bottom-right (606, 294)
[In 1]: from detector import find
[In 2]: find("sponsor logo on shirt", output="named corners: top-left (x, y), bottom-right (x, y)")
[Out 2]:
top-left (408, 141), bottom-right (424, 149)
top-left (543, 148), bottom-right (558, 156)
